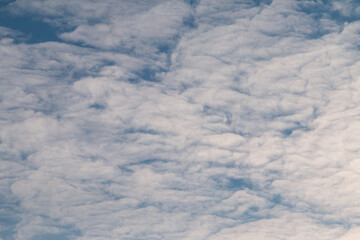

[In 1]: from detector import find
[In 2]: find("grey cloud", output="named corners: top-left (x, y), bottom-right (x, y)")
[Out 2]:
top-left (0, 26), bottom-right (23, 40)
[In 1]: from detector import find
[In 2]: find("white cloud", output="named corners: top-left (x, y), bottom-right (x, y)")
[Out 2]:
top-left (208, 213), bottom-right (345, 240)
top-left (60, 1), bottom-right (191, 49)
top-left (2, 0), bottom-right (360, 239)
top-left (337, 226), bottom-right (360, 240)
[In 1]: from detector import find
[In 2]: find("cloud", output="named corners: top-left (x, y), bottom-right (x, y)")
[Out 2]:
top-left (0, 26), bottom-right (22, 40)
top-left (60, 1), bottom-right (191, 48)
top-left (2, 0), bottom-right (360, 239)
top-left (337, 226), bottom-right (360, 240)
top-left (208, 212), bottom-right (344, 240)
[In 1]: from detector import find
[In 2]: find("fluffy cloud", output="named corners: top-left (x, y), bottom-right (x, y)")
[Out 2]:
top-left (1, 0), bottom-right (360, 239)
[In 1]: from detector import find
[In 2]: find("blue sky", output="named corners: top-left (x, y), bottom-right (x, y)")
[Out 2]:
top-left (1, 0), bottom-right (360, 239)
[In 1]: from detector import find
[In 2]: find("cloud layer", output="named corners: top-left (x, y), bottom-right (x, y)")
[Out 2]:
top-left (2, 0), bottom-right (360, 239)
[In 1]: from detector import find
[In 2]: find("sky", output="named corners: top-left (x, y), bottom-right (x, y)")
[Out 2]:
top-left (1, 0), bottom-right (360, 239)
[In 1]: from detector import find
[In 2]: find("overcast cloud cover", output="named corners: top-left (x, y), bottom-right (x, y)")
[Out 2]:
top-left (1, 0), bottom-right (360, 239)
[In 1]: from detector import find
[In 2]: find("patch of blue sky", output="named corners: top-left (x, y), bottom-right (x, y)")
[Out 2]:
top-left (254, 0), bottom-right (273, 5)
top-left (124, 128), bottom-right (160, 135)
top-left (182, 14), bottom-right (197, 29)
top-left (0, 12), bottom-right (60, 43)
top-left (132, 158), bottom-right (169, 165)
top-left (184, 0), bottom-right (200, 8)
top-left (0, 0), bottom-right (14, 9)
top-left (129, 67), bottom-right (160, 83)
top-left (211, 175), bottom-right (253, 191)
top-left (0, 214), bottom-right (19, 240)
top-left (0, 195), bottom-right (20, 240)
top-left (295, 1), bottom-right (357, 40)
top-left (281, 123), bottom-right (312, 137)
top-left (299, 0), bottom-right (360, 24)
top-left (89, 103), bottom-right (106, 110)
